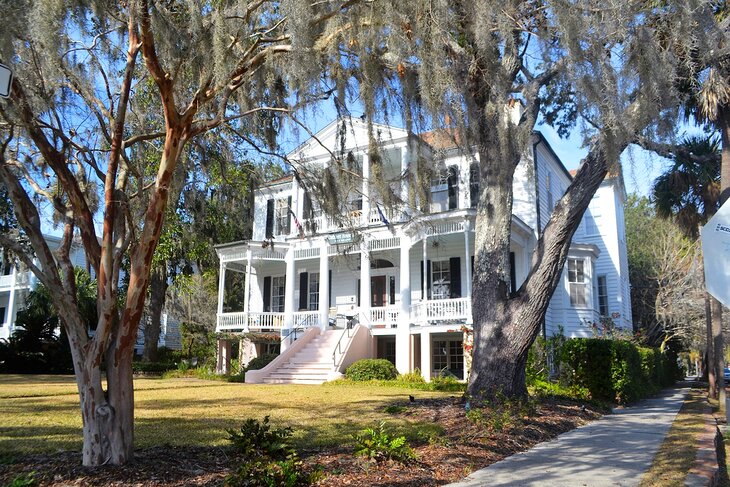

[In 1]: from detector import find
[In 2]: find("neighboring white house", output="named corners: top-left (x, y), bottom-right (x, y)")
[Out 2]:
top-left (213, 117), bottom-right (633, 383)
top-left (0, 236), bottom-right (182, 353)
top-left (134, 314), bottom-right (183, 355)
top-left (0, 234), bottom-right (87, 341)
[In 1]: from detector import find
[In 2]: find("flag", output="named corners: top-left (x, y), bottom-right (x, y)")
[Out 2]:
top-left (289, 208), bottom-right (305, 238)
top-left (376, 204), bottom-right (390, 226)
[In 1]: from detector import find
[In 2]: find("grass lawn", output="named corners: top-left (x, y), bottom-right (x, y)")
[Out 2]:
top-left (0, 374), bottom-right (452, 455)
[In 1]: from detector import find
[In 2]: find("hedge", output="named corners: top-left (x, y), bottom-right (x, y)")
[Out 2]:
top-left (131, 361), bottom-right (177, 374)
top-left (561, 338), bottom-right (679, 404)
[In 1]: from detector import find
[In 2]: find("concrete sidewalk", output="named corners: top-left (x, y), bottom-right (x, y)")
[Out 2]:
top-left (445, 387), bottom-right (689, 487)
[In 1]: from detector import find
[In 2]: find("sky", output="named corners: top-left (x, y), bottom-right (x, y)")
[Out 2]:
top-left (277, 101), bottom-right (677, 199)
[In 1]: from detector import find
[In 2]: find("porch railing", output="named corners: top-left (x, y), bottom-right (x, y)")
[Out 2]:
top-left (293, 311), bottom-right (320, 329)
top-left (217, 311), bottom-right (286, 331)
top-left (368, 306), bottom-right (400, 328)
top-left (411, 297), bottom-right (472, 324)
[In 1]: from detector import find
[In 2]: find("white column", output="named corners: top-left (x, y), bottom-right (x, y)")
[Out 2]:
top-left (361, 153), bottom-right (370, 226)
top-left (421, 330), bottom-right (432, 382)
top-left (359, 240), bottom-right (371, 326)
top-left (396, 238), bottom-right (412, 374)
top-left (400, 145), bottom-right (410, 211)
top-left (282, 249), bottom-right (296, 351)
top-left (243, 249), bottom-right (253, 332)
top-left (216, 339), bottom-right (231, 374)
top-left (319, 240), bottom-right (330, 331)
top-left (464, 220), bottom-right (472, 324)
top-left (216, 261), bottom-right (226, 331)
top-left (6, 266), bottom-right (16, 331)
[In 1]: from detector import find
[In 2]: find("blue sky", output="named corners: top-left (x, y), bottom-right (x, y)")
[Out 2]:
top-left (537, 123), bottom-right (670, 198)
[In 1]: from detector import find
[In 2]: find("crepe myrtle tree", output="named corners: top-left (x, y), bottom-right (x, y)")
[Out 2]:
top-left (287, 0), bottom-right (723, 401)
top-left (0, 0), bottom-right (353, 466)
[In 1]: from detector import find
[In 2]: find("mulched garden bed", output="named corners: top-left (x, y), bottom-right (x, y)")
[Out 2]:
top-left (0, 396), bottom-right (604, 486)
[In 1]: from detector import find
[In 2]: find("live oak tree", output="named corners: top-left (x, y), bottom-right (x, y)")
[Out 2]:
top-left (0, 0), bottom-right (352, 466)
top-left (288, 0), bottom-right (723, 400)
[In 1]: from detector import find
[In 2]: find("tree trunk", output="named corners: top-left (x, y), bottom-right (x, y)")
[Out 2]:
top-left (468, 142), bottom-right (612, 402)
top-left (143, 265), bottom-right (167, 362)
top-left (706, 291), bottom-right (717, 396)
top-left (712, 104), bottom-right (730, 406)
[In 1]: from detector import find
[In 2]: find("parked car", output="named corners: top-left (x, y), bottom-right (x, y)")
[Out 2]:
top-left (723, 367), bottom-right (730, 381)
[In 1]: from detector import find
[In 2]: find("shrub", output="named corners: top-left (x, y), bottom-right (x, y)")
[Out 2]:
top-left (6, 472), bottom-right (37, 487)
top-left (227, 416), bottom-right (294, 460)
top-left (353, 421), bottom-right (415, 463)
top-left (225, 417), bottom-right (319, 487)
top-left (245, 354), bottom-right (279, 372)
top-left (131, 361), bottom-right (176, 374)
top-left (397, 369), bottom-right (426, 384)
top-left (430, 375), bottom-right (464, 391)
top-left (345, 359), bottom-right (398, 381)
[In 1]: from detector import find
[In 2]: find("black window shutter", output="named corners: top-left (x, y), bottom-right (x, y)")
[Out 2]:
top-left (420, 260), bottom-right (424, 299)
top-left (263, 276), bottom-right (272, 312)
top-left (299, 272), bottom-right (308, 310)
top-left (286, 195), bottom-right (293, 234)
top-left (389, 276), bottom-right (396, 305)
top-left (329, 270), bottom-right (333, 307)
top-left (303, 192), bottom-right (312, 219)
top-left (357, 279), bottom-right (361, 307)
top-left (509, 252), bottom-right (517, 293)
top-left (447, 166), bottom-right (459, 210)
top-left (450, 257), bottom-right (461, 298)
top-left (471, 256), bottom-right (474, 276)
top-left (265, 199), bottom-right (274, 239)
top-left (427, 260), bottom-right (432, 299)
top-left (420, 260), bottom-right (433, 299)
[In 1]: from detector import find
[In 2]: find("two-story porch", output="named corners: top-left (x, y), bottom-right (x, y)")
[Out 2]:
top-left (215, 210), bottom-right (536, 381)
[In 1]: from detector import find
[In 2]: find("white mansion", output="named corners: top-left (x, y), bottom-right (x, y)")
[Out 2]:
top-left (214, 118), bottom-right (632, 383)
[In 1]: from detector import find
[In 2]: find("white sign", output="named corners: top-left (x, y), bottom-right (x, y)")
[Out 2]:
top-left (702, 200), bottom-right (730, 308)
top-left (0, 63), bottom-right (12, 98)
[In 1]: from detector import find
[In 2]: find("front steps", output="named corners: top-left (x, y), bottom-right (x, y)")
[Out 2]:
top-left (262, 330), bottom-right (343, 384)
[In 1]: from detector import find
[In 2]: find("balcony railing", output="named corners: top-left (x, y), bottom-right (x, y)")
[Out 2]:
top-left (411, 297), bottom-right (471, 324)
top-left (218, 298), bottom-right (473, 332)
top-left (0, 274), bottom-right (14, 288)
top-left (217, 312), bottom-right (286, 331)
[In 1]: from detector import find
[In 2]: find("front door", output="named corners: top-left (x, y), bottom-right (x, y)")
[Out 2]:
top-left (371, 276), bottom-right (387, 307)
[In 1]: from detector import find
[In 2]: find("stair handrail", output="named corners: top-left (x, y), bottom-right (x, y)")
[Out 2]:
top-left (332, 313), bottom-right (360, 367)
top-left (281, 312), bottom-right (322, 348)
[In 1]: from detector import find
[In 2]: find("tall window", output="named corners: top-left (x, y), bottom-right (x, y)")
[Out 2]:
top-left (585, 212), bottom-right (599, 235)
top-left (432, 339), bottom-right (464, 379)
top-left (309, 273), bottom-right (320, 311)
top-left (597, 275), bottom-right (608, 316)
top-left (568, 259), bottom-right (587, 307)
top-left (274, 198), bottom-right (290, 236)
top-left (0, 307), bottom-right (5, 326)
top-left (431, 260), bottom-right (451, 300)
top-left (271, 276), bottom-right (286, 312)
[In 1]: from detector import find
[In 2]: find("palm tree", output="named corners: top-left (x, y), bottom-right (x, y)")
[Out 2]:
top-left (653, 135), bottom-right (721, 239)
top-left (653, 134), bottom-right (721, 395)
